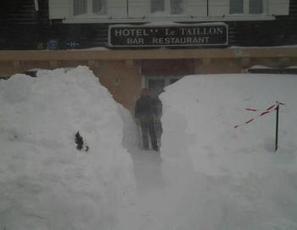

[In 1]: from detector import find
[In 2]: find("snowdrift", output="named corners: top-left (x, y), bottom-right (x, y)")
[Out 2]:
top-left (0, 67), bottom-right (136, 230)
top-left (160, 74), bottom-right (297, 229)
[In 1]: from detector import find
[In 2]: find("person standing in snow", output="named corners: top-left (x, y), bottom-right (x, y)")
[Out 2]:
top-left (135, 88), bottom-right (162, 151)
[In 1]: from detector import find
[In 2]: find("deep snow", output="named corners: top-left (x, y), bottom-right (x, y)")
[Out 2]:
top-left (160, 74), bottom-right (297, 229)
top-left (1, 67), bottom-right (297, 230)
top-left (0, 67), bottom-right (137, 230)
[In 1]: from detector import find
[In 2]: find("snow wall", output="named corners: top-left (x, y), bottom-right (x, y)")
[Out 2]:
top-left (0, 66), bottom-right (137, 230)
top-left (160, 74), bottom-right (297, 229)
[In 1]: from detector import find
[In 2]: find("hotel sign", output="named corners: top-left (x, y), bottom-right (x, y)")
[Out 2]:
top-left (108, 23), bottom-right (228, 48)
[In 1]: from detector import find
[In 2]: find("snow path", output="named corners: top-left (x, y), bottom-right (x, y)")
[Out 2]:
top-left (120, 106), bottom-right (176, 229)
top-left (126, 146), bottom-right (239, 230)
top-left (127, 142), bottom-right (297, 230)
top-left (120, 107), bottom-right (228, 230)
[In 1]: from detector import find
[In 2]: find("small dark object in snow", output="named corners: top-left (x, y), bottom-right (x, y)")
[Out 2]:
top-left (75, 131), bottom-right (89, 152)
top-left (75, 131), bottom-right (83, 150)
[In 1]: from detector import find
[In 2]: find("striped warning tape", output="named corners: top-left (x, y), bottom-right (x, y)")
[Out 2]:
top-left (234, 101), bottom-right (284, 129)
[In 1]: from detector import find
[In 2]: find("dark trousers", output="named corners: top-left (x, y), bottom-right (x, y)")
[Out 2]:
top-left (140, 119), bottom-right (159, 151)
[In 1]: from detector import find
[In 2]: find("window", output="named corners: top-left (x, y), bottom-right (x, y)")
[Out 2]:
top-left (230, 0), bottom-right (243, 14)
top-left (73, 0), bottom-right (87, 16)
top-left (230, 0), bottom-right (263, 14)
top-left (73, 0), bottom-right (107, 16)
top-left (151, 0), bottom-right (185, 15)
top-left (151, 0), bottom-right (165, 13)
top-left (171, 0), bottom-right (184, 14)
top-left (93, 0), bottom-right (107, 15)
top-left (249, 0), bottom-right (263, 14)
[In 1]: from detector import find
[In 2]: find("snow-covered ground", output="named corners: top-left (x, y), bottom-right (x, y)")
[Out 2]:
top-left (1, 67), bottom-right (297, 230)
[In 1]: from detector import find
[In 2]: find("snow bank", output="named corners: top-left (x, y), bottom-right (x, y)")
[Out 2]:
top-left (160, 74), bottom-right (297, 229)
top-left (0, 66), bottom-right (136, 230)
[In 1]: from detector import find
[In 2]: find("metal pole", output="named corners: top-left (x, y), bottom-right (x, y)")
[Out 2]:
top-left (207, 0), bottom-right (209, 16)
top-left (275, 104), bottom-right (279, 152)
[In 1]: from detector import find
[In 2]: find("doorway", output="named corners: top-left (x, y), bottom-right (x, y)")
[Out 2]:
top-left (145, 76), bottom-right (182, 96)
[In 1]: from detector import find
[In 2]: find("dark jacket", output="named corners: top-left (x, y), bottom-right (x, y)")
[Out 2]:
top-left (135, 95), bottom-right (162, 120)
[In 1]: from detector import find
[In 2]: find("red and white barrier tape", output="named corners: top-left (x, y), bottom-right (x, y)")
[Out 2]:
top-left (234, 101), bottom-right (284, 129)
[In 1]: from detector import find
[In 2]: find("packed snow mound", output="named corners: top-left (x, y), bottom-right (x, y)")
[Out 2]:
top-left (160, 74), bottom-right (297, 229)
top-left (0, 66), bottom-right (136, 230)
top-left (161, 74), bottom-right (297, 175)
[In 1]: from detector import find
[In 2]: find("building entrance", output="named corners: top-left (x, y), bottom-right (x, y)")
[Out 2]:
top-left (145, 76), bottom-right (182, 96)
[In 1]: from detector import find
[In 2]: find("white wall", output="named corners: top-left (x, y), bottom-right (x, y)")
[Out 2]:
top-left (109, 0), bottom-right (127, 18)
top-left (49, 0), bottom-right (70, 19)
top-left (128, 0), bottom-right (150, 18)
top-left (48, 0), bottom-right (290, 22)
top-left (268, 0), bottom-right (290, 15)
top-left (187, 0), bottom-right (208, 17)
top-left (209, 0), bottom-right (229, 16)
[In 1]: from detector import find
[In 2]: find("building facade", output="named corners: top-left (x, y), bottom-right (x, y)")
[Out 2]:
top-left (0, 0), bottom-right (297, 110)
top-left (0, 0), bottom-right (296, 49)
top-left (50, 0), bottom-right (289, 22)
